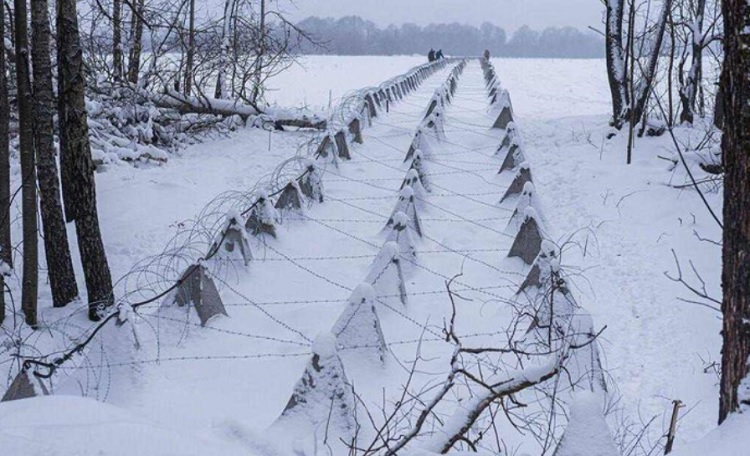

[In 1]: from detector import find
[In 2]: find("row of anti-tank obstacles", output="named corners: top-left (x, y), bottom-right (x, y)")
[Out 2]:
top-left (1, 57), bottom-right (458, 402)
top-left (270, 60), bottom-right (469, 445)
top-left (271, 57), bottom-right (610, 452)
top-left (482, 57), bottom-right (618, 453)
top-left (482, 56), bottom-right (607, 389)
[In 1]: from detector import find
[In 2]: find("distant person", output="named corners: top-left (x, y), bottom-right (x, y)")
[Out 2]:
top-left (428, 48), bottom-right (436, 62)
top-left (484, 49), bottom-right (490, 60)
top-left (436, 49), bottom-right (444, 60)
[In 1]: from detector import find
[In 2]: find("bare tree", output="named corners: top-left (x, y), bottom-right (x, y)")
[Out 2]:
top-left (112, 0), bottom-right (123, 79)
top-left (14, 0), bottom-right (39, 328)
top-left (0, 0), bottom-right (10, 325)
top-left (57, 0), bottom-right (115, 320)
top-left (718, 0), bottom-right (750, 424)
top-left (605, 0), bottom-right (628, 128)
top-left (127, 0), bottom-right (144, 85)
top-left (31, 0), bottom-right (80, 308)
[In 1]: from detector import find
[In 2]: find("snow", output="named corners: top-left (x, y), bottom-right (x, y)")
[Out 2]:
top-left (553, 392), bottom-right (619, 456)
top-left (0, 56), bottom-right (728, 455)
top-left (0, 396), bottom-right (245, 455)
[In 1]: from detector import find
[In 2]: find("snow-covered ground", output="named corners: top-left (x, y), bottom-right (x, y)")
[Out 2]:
top-left (0, 57), bottom-right (726, 455)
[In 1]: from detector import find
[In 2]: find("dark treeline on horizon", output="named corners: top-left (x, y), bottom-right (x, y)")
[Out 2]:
top-left (295, 16), bottom-right (604, 58)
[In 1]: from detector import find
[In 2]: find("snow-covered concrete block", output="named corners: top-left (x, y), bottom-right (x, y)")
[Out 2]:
top-left (1, 369), bottom-right (49, 402)
top-left (335, 130), bottom-right (351, 160)
top-left (348, 118), bottom-right (363, 144)
top-left (367, 241), bottom-right (408, 308)
top-left (492, 105), bottom-right (514, 130)
top-left (387, 185), bottom-right (422, 237)
top-left (508, 207), bottom-right (544, 265)
top-left (274, 181), bottom-right (304, 211)
top-left (298, 161), bottom-right (324, 204)
top-left (552, 392), bottom-right (618, 456)
top-left (274, 333), bottom-right (357, 445)
top-left (246, 191), bottom-right (279, 238)
top-left (212, 211), bottom-right (252, 265)
top-left (500, 164), bottom-right (533, 203)
top-left (173, 264), bottom-right (228, 326)
top-left (332, 284), bottom-right (388, 365)
top-left (385, 211), bottom-right (417, 273)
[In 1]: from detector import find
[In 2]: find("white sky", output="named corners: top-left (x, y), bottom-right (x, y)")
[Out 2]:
top-left (281, 0), bottom-right (604, 32)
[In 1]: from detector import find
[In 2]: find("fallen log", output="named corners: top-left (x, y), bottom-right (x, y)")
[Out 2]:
top-left (150, 90), bottom-right (328, 130)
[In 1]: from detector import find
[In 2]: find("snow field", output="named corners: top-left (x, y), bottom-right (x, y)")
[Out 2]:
top-left (0, 55), bottom-right (725, 455)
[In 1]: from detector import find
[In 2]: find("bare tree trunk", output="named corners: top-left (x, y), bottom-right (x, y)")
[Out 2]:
top-left (719, 0), bottom-right (750, 425)
top-left (57, 0), bottom-right (115, 321)
top-left (0, 0), bottom-right (10, 325)
top-left (31, 0), bottom-right (79, 308)
top-left (250, 0), bottom-right (266, 105)
top-left (112, 0), bottom-right (123, 79)
top-left (631, 0), bottom-right (673, 124)
top-left (214, 0), bottom-right (235, 99)
top-left (183, 0), bottom-right (195, 95)
top-left (679, 0), bottom-right (707, 124)
top-left (14, 0), bottom-right (39, 328)
top-left (606, 0), bottom-right (628, 128)
top-left (127, 0), bottom-right (144, 85)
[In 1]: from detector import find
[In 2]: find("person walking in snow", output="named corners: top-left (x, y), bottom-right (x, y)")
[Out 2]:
top-left (428, 49), bottom-right (436, 62)
top-left (436, 49), bottom-right (444, 60)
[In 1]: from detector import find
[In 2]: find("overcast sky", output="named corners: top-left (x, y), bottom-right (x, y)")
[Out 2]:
top-left (282, 0), bottom-right (604, 32)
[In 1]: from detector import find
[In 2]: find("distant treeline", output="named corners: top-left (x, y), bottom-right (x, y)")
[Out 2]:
top-left (294, 16), bottom-right (604, 58)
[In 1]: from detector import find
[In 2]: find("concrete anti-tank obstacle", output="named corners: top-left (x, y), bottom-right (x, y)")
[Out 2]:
top-left (173, 263), bottom-right (228, 326)
top-left (275, 181), bottom-right (304, 211)
top-left (508, 207), bottom-right (544, 265)
top-left (332, 283), bottom-right (388, 365)
top-left (385, 211), bottom-right (417, 275)
top-left (246, 191), bottom-right (278, 238)
top-left (506, 181), bottom-right (538, 235)
top-left (299, 162), bottom-right (324, 203)
top-left (348, 118), bottom-right (363, 144)
top-left (1, 369), bottom-right (49, 402)
top-left (212, 211), bottom-right (252, 266)
top-left (401, 168), bottom-right (428, 202)
top-left (498, 140), bottom-right (526, 174)
top-left (334, 130), bottom-right (351, 160)
top-left (500, 164), bottom-right (533, 203)
top-left (367, 241), bottom-right (408, 308)
top-left (496, 122), bottom-right (517, 156)
top-left (386, 185), bottom-right (422, 237)
top-left (365, 93), bottom-right (377, 119)
top-left (409, 149), bottom-right (429, 190)
top-left (552, 392), bottom-right (619, 456)
top-left (314, 133), bottom-right (336, 160)
top-left (567, 311), bottom-right (609, 393)
top-left (517, 239), bottom-right (559, 295)
top-left (492, 105), bottom-right (514, 130)
top-left (274, 333), bottom-right (357, 445)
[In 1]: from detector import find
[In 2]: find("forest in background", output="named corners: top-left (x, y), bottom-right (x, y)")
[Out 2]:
top-left (294, 16), bottom-right (604, 58)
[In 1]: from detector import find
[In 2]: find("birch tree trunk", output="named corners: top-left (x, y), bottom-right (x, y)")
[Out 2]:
top-left (14, 0), bottom-right (39, 328)
top-left (0, 0), bottom-right (10, 325)
top-left (606, 0), bottom-right (628, 128)
top-left (718, 0), bottom-right (750, 424)
top-left (57, 0), bottom-right (115, 320)
top-left (214, 0), bottom-right (235, 99)
top-left (31, 0), bottom-right (80, 308)
top-left (679, 0), bottom-right (707, 124)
